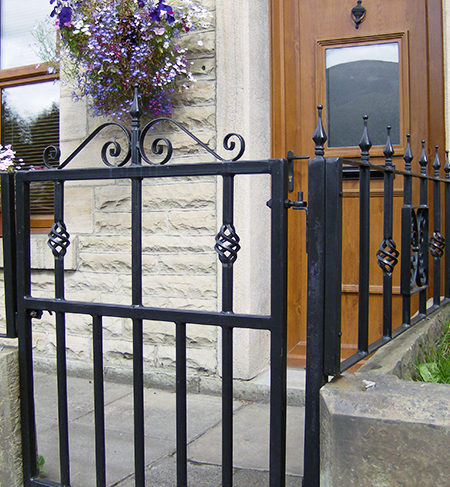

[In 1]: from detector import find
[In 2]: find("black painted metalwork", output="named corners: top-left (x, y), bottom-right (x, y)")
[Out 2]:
top-left (4, 84), bottom-right (450, 487)
top-left (0, 171), bottom-right (18, 338)
top-left (351, 0), bottom-right (366, 29)
top-left (4, 87), bottom-right (290, 487)
top-left (377, 127), bottom-right (399, 339)
top-left (358, 115), bottom-right (372, 355)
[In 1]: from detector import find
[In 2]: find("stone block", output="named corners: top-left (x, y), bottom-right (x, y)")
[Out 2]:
top-left (65, 184), bottom-right (95, 234)
top-left (78, 235), bottom-right (130, 252)
top-left (142, 234), bottom-right (215, 256)
top-left (95, 185), bottom-right (131, 212)
top-left (157, 253), bottom-right (216, 275)
top-left (95, 213), bottom-right (132, 234)
top-left (321, 375), bottom-right (450, 487)
top-left (168, 209), bottom-right (216, 233)
top-left (78, 252), bottom-right (132, 273)
top-left (142, 181), bottom-right (215, 210)
top-left (321, 306), bottom-right (450, 487)
top-left (0, 341), bottom-right (22, 487)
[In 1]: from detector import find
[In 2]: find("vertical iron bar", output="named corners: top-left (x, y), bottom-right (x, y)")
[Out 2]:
top-left (221, 174), bottom-right (234, 487)
top-left (418, 141), bottom-right (429, 316)
top-left (432, 147), bottom-right (442, 307)
top-left (130, 86), bottom-right (145, 487)
top-left (132, 177), bottom-right (145, 487)
top-left (1, 171), bottom-right (18, 338)
top-left (381, 128), bottom-right (396, 339)
top-left (401, 136), bottom-right (413, 326)
top-left (176, 322), bottom-right (187, 487)
top-left (358, 116), bottom-right (372, 354)
top-left (93, 315), bottom-right (106, 487)
top-left (303, 107), bottom-right (328, 487)
top-left (15, 174), bottom-right (38, 484)
top-left (444, 151), bottom-right (450, 299)
top-left (269, 159), bottom-right (288, 487)
top-left (54, 180), bottom-right (70, 486)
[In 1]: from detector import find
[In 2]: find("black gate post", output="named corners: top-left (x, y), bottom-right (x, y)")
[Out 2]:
top-left (1, 171), bottom-right (18, 338)
top-left (303, 107), bottom-right (342, 487)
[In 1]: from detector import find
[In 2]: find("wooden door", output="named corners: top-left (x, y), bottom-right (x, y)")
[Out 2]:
top-left (271, 0), bottom-right (446, 366)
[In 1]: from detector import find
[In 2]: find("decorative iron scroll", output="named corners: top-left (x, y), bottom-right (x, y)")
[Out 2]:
top-left (214, 223), bottom-right (241, 265)
top-left (48, 221), bottom-right (71, 258)
top-left (410, 208), bottom-right (428, 290)
top-left (376, 238), bottom-right (399, 275)
top-left (139, 118), bottom-right (246, 165)
top-left (430, 231), bottom-right (445, 258)
top-left (43, 88), bottom-right (245, 169)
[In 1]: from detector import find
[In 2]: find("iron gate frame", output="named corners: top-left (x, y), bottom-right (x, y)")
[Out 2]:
top-left (2, 90), bottom-right (292, 487)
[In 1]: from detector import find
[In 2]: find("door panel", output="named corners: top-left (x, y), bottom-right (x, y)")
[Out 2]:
top-left (271, 0), bottom-right (446, 366)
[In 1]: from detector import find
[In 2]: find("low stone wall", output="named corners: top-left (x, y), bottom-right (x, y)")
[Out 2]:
top-left (0, 339), bottom-right (22, 487)
top-left (321, 304), bottom-right (450, 487)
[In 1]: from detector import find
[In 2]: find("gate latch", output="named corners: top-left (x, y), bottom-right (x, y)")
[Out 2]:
top-left (285, 191), bottom-right (308, 212)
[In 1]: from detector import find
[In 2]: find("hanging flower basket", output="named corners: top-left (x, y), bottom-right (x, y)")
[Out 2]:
top-left (43, 0), bottom-right (210, 119)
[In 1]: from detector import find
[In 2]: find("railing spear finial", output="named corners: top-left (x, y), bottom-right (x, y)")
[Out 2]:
top-left (312, 105), bottom-right (327, 157)
top-left (433, 146), bottom-right (441, 178)
top-left (359, 115), bottom-right (372, 162)
top-left (403, 134), bottom-right (413, 173)
top-left (383, 126), bottom-right (394, 166)
top-left (445, 150), bottom-right (450, 180)
top-left (419, 140), bottom-right (428, 176)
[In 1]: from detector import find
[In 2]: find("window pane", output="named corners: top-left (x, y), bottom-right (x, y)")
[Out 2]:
top-left (1, 0), bottom-right (54, 69)
top-left (2, 81), bottom-right (60, 214)
top-left (326, 43), bottom-right (400, 148)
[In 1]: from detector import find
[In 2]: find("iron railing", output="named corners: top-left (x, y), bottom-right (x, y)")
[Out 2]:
top-left (303, 106), bottom-right (450, 487)
top-left (1, 89), bottom-right (291, 487)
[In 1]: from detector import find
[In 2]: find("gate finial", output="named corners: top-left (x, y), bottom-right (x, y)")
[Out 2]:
top-left (419, 140), bottom-right (428, 176)
top-left (433, 146), bottom-right (441, 178)
top-left (403, 134), bottom-right (413, 173)
top-left (383, 126), bottom-right (394, 165)
top-left (359, 115), bottom-right (372, 160)
top-left (312, 105), bottom-right (327, 157)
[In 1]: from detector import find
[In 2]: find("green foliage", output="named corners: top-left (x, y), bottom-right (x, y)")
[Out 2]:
top-left (38, 454), bottom-right (48, 475)
top-left (416, 322), bottom-right (450, 384)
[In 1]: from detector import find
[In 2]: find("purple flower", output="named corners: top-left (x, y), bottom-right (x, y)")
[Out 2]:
top-left (137, 0), bottom-right (145, 7)
top-left (58, 6), bottom-right (73, 26)
top-left (150, 1), bottom-right (175, 24)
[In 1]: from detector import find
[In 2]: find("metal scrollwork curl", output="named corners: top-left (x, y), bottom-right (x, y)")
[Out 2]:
top-left (140, 117), bottom-right (246, 165)
top-left (377, 238), bottom-right (399, 275)
top-left (215, 223), bottom-right (241, 265)
top-left (101, 140), bottom-right (129, 167)
top-left (48, 221), bottom-right (71, 258)
top-left (430, 231), bottom-right (445, 258)
top-left (416, 209), bottom-right (428, 287)
top-left (223, 133), bottom-right (246, 161)
top-left (43, 145), bottom-right (62, 168)
top-left (43, 122), bottom-right (131, 169)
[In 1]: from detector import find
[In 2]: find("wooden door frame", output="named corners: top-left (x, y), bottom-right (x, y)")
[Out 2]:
top-left (270, 0), bottom-right (447, 366)
top-left (270, 0), bottom-right (446, 159)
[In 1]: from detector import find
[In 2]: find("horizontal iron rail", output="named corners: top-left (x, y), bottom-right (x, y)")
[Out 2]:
top-left (340, 297), bottom-right (450, 371)
top-left (342, 157), bottom-right (450, 183)
top-left (16, 160), bottom-right (277, 183)
top-left (22, 297), bottom-right (276, 330)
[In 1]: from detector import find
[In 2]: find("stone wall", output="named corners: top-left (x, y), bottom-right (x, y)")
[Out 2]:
top-left (320, 305), bottom-right (450, 487)
top-left (0, 339), bottom-right (22, 487)
top-left (0, 0), bottom-right (272, 385)
top-left (27, 0), bottom-right (223, 382)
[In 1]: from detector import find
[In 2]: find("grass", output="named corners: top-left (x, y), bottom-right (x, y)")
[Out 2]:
top-left (416, 321), bottom-right (450, 384)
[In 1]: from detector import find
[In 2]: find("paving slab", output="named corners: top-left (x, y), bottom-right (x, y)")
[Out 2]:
top-left (33, 371), bottom-right (305, 486)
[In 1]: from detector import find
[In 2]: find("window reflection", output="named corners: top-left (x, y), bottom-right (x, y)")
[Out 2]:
top-left (326, 43), bottom-right (400, 148)
top-left (1, 0), bottom-right (54, 69)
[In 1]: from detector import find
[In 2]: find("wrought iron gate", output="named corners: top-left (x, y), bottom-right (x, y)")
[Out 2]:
top-left (1, 89), bottom-right (291, 487)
